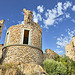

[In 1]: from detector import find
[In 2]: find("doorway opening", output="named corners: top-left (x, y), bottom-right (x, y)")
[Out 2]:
top-left (23, 30), bottom-right (29, 44)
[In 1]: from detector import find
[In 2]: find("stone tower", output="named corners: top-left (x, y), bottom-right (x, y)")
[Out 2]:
top-left (65, 36), bottom-right (75, 61)
top-left (2, 9), bottom-right (43, 65)
top-left (0, 19), bottom-right (5, 38)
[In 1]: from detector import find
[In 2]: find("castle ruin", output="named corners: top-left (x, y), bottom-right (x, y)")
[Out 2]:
top-left (0, 9), bottom-right (58, 65)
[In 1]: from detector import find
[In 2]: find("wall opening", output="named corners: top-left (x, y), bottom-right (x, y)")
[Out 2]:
top-left (23, 30), bottom-right (29, 44)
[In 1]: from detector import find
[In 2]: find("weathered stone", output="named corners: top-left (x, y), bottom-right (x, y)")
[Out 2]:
top-left (65, 36), bottom-right (75, 61)
top-left (43, 49), bottom-right (59, 60)
top-left (0, 19), bottom-right (5, 38)
top-left (0, 9), bottom-right (59, 75)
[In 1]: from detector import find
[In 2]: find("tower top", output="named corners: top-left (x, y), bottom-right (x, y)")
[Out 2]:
top-left (23, 9), bottom-right (33, 24)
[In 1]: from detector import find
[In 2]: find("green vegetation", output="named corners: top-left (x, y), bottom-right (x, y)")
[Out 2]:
top-left (43, 59), bottom-right (67, 75)
top-left (43, 55), bottom-right (75, 75)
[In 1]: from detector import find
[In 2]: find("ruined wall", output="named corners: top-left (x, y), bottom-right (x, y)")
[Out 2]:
top-left (4, 24), bottom-right (42, 49)
top-left (2, 45), bottom-right (43, 65)
top-left (0, 19), bottom-right (5, 38)
top-left (4, 9), bottom-right (42, 49)
top-left (43, 49), bottom-right (59, 60)
top-left (0, 44), bottom-right (4, 59)
top-left (65, 36), bottom-right (75, 61)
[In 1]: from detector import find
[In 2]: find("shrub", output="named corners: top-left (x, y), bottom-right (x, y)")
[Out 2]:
top-left (55, 54), bottom-right (75, 75)
top-left (43, 59), bottom-right (67, 75)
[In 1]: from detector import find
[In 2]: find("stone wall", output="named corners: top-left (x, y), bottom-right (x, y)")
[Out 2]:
top-left (65, 36), bottom-right (75, 61)
top-left (0, 44), bottom-right (4, 59)
top-left (4, 9), bottom-right (42, 49)
top-left (43, 49), bottom-right (59, 60)
top-left (0, 19), bottom-right (5, 38)
top-left (2, 45), bottom-right (43, 65)
top-left (5, 24), bottom-right (42, 49)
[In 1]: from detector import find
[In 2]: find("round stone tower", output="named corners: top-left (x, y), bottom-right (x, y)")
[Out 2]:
top-left (2, 9), bottom-right (43, 65)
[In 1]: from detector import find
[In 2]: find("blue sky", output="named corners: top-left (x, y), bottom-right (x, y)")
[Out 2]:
top-left (0, 0), bottom-right (75, 55)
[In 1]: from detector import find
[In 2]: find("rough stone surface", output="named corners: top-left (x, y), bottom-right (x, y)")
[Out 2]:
top-left (65, 36), bottom-right (75, 61)
top-left (0, 44), bottom-right (4, 59)
top-left (18, 63), bottom-right (48, 75)
top-left (5, 9), bottom-right (42, 49)
top-left (0, 19), bottom-right (5, 38)
top-left (0, 9), bottom-right (59, 75)
top-left (43, 49), bottom-right (59, 60)
top-left (0, 63), bottom-right (48, 75)
top-left (2, 45), bottom-right (43, 65)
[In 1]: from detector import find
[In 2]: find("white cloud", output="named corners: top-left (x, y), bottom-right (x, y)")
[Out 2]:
top-left (56, 28), bottom-right (75, 49)
top-left (33, 11), bottom-right (42, 23)
top-left (71, 19), bottom-right (75, 23)
top-left (32, 1), bottom-right (73, 29)
top-left (43, 1), bottom-right (72, 28)
top-left (65, 13), bottom-right (70, 18)
top-left (43, 2), bottom-right (64, 28)
top-left (37, 5), bottom-right (44, 13)
top-left (72, 5), bottom-right (75, 11)
top-left (55, 49), bottom-right (64, 54)
top-left (57, 2), bottom-right (63, 16)
top-left (63, 1), bottom-right (72, 10)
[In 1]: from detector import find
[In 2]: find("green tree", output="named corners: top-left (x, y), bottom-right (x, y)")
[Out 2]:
top-left (55, 54), bottom-right (75, 75)
top-left (43, 59), bottom-right (67, 75)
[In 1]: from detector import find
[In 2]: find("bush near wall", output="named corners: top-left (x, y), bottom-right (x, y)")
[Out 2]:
top-left (43, 55), bottom-right (75, 75)
top-left (43, 59), bottom-right (67, 75)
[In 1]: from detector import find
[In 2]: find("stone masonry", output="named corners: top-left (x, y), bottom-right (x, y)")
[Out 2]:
top-left (43, 49), bottom-right (59, 60)
top-left (0, 9), bottom-right (58, 66)
top-left (65, 36), bottom-right (75, 61)
top-left (0, 19), bottom-right (5, 38)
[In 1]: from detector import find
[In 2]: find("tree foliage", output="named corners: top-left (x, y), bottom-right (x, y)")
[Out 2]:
top-left (43, 59), bottom-right (67, 75)
top-left (43, 55), bottom-right (75, 75)
top-left (55, 54), bottom-right (75, 75)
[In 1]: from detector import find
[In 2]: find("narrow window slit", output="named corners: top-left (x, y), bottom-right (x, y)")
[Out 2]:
top-left (23, 30), bottom-right (29, 44)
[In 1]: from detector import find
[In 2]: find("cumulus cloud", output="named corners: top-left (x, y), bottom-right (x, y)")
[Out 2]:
top-left (56, 28), bottom-right (75, 49)
top-left (33, 11), bottom-right (42, 23)
top-left (37, 5), bottom-right (44, 13)
top-left (72, 5), bottom-right (75, 11)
